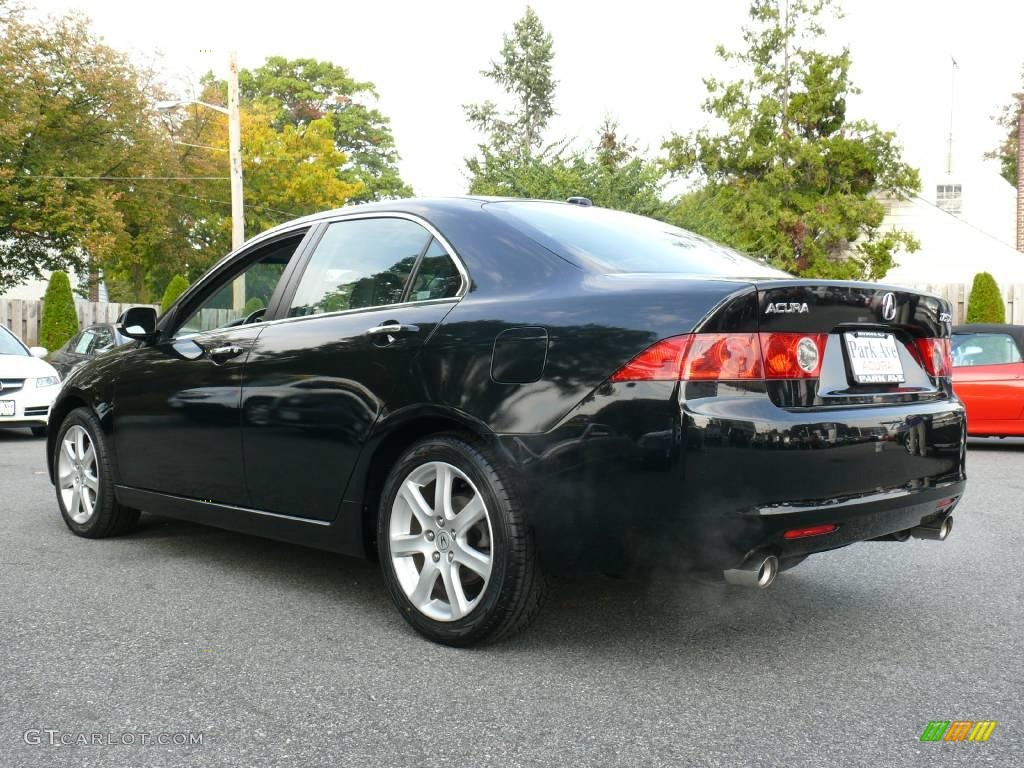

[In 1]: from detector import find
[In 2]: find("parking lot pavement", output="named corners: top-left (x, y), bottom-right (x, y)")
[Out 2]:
top-left (0, 430), bottom-right (1021, 768)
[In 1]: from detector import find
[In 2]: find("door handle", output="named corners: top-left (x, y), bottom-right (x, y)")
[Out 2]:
top-left (207, 344), bottom-right (245, 363)
top-left (366, 322), bottom-right (420, 336)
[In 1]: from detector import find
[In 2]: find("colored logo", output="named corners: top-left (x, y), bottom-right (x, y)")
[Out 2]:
top-left (920, 720), bottom-right (997, 742)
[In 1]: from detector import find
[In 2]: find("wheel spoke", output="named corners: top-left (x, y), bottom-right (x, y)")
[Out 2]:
top-left (455, 543), bottom-right (492, 580)
top-left (70, 486), bottom-right (81, 518)
top-left (390, 533), bottom-right (425, 557)
top-left (81, 443), bottom-right (95, 470)
top-left (451, 495), bottom-right (485, 531)
top-left (398, 484), bottom-right (435, 530)
top-left (75, 429), bottom-right (86, 462)
top-left (81, 487), bottom-right (94, 517)
top-left (434, 463), bottom-right (454, 519)
top-left (440, 563), bottom-right (469, 619)
top-left (410, 562), bottom-right (439, 605)
top-left (62, 438), bottom-right (76, 462)
top-left (58, 469), bottom-right (75, 489)
top-left (83, 472), bottom-right (99, 492)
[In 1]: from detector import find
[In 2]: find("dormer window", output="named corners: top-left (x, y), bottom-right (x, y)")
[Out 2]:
top-left (936, 184), bottom-right (962, 215)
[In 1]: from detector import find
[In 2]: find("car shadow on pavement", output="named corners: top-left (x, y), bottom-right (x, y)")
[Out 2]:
top-left (117, 512), bottom-right (897, 659)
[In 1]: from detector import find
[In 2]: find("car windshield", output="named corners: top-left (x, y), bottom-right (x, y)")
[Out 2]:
top-left (0, 327), bottom-right (28, 356)
top-left (952, 333), bottom-right (1023, 366)
top-left (487, 201), bottom-right (788, 277)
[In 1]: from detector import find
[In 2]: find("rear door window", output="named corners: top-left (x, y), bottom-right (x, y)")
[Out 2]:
top-left (952, 334), bottom-right (1023, 366)
top-left (408, 238), bottom-right (462, 301)
top-left (288, 218), bottom-right (432, 318)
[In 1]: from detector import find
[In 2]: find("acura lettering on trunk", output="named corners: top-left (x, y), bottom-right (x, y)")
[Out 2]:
top-left (45, 198), bottom-right (967, 646)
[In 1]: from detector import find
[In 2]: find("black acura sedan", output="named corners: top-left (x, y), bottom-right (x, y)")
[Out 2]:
top-left (47, 198), bottom-right (966, 645)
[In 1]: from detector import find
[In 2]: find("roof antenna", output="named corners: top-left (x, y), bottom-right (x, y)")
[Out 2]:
top-left (566, 196), bottom-right (593, 207)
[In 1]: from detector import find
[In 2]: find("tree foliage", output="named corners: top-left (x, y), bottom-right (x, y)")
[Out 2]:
top-left (987, 67), bottom-right (1022, 187)
top-left (205, 56), bottom-right (412, 202)
top-left (464, 9), bottom-right (664, 214)
top-left (966, 272), bottom-right (1005, 323)
top-left (39, 271), bottom-right (78, 352)
top-left (160, 274), bottom-right (190, 313)
top-left (0, 9), bottom-right (179, 297)
top-left (663, 0), bottom-right (920, 279)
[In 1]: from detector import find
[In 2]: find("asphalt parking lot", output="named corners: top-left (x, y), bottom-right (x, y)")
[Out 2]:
top-left (1, 431), bottom-right (1021, 768)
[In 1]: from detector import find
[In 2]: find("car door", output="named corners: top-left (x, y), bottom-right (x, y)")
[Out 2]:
top-left (113, 228), bottom-right (312, 505)
top-left (952, 331), bottom-right (1024, 424)
top-left (240, 215), bottom-right (466, 520)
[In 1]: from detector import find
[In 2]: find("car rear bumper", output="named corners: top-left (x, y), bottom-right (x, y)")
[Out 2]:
top-left (502, 381), bottom-right (967, 572)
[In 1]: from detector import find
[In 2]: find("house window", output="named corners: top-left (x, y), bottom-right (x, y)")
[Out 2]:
top-left (936, 184), bottom-right (962, 215)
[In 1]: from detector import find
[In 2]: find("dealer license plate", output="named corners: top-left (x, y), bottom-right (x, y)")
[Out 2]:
top-left (844, 331), bottom-right (905, 384)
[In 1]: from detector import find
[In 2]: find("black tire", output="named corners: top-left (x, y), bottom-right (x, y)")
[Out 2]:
top-left (377, 433), bottom-right (546, 646)
top-left (30, 426), bottom-right (47, 437)
top-left (52, 407), bottom-right (139, 538)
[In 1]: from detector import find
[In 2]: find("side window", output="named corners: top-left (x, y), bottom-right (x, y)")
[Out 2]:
top-left (288, 218), bottom-right (430, 318)
top-left (174, 233), bottom-right (305, 339)
top-left (952, 333), bottom-right (1024, 367)
top-left (408, 238), bottom-right (462, 301)
top-left (74, 330), bottom-right (96, 355)
top-left (91, 327), bottom-right (115, 353)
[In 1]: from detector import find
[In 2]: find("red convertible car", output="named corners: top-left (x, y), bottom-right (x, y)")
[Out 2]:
top-left (952, 324), bottom-right (1024, 436)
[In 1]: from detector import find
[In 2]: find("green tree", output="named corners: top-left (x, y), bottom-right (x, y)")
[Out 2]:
top-left (160, 274), bottom-right (190, 313)
top-left (663, 0), bottom-right (920, 279)
top-left (0, 10), bottom-right (180, 297)
top-left (39, 271), bottom-right (78, 352)
top-left (242, 296), bottom-right (265, 316)
top-left (987, 68), bottom-right (1022, 187)
top-left (202, 56), bottom-right (412, 202)
top-left (966, 272), bottom-right (1005, 323)
top-left (464, 11), bottom-right (664, 213)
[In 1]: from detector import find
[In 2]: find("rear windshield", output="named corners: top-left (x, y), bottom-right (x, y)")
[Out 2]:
top-left (487, 201), bottom-right (787, 277)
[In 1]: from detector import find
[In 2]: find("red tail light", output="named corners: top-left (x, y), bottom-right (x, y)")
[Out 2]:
top-left (915, 338), bottom-right (952, 378)
top-left (682, 333), bottom-right (762, 381)
top-left (760, 333), bottom-right (827, 379)
top-left (609, 337), bottom-right (691, 382)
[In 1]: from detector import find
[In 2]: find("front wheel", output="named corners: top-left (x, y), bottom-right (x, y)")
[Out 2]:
top-left (377, 434), bottom-right (545, 646)
top-left (53, 408), bottom-right (139, 538)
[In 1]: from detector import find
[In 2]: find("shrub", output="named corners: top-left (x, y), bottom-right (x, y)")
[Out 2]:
top-left (242, 296), bottom-right (265, 316)
top-left (160, 274), bottom-right (190, 313)
top-left (966, 272), bottom-right (1005, 323)
top-left (39, 271), bottom-right (78, 352)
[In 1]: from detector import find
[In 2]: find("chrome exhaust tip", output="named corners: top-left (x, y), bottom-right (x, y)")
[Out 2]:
top-left (910, 516), bottom-right (953, 541)
top-left (723, 555), bottom-right (779, 589)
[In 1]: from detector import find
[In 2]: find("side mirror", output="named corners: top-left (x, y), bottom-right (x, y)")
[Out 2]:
top-left (29, 346), bottom-right (47, 358)
top-left (116, 306), bottom-right (159, 341)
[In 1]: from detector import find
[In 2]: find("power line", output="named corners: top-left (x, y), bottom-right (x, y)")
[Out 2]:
top-left (124, 186), bottom-right (300, 220)
top-left (14, 175), bottom-right (229, 181)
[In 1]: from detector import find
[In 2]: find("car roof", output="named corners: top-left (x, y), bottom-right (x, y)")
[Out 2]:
top-left (952, 324), bottom-right (1024, 354)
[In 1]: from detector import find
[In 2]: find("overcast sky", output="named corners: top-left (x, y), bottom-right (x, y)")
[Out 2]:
top-left (28, 0), bottom-right (1024, 197)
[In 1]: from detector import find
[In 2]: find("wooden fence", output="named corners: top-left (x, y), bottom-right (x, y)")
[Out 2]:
top-left (0, 299), bottom-right (159, 348)
top-left (3, 283), bottom-right (1022, 348)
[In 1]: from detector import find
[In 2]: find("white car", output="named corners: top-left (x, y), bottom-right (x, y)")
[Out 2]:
top-left (0, 324), bottom-right (62, 437)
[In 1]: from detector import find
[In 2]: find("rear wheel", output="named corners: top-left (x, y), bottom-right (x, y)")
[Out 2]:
top-left (53, 408), bottom-right (139, 538)
top-left (377, 434), bottom-right (545, 646)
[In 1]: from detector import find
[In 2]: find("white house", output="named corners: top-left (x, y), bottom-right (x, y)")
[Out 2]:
top-left (881, 158), bottom-right (1024, 287)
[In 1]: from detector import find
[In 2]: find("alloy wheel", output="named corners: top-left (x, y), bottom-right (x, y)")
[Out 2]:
top-left (389, 461), bottom-right (494, 622)
top-left (58, 425), bottom-right (99, 524)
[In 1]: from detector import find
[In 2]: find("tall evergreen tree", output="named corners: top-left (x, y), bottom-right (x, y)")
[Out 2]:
top-left (663, 0), bottom-right (920, 279)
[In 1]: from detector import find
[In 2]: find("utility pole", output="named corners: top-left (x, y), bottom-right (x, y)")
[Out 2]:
top-left (946, 57), bottom-right (959, 176)
top-left (1016, 94), bottom-right (1024, 253)
top-left (227, 51), bottom-right (246, 310)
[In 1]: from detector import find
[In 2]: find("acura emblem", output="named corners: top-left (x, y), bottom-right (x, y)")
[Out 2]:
top-left (881, 292), bottom-right (897, 321)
